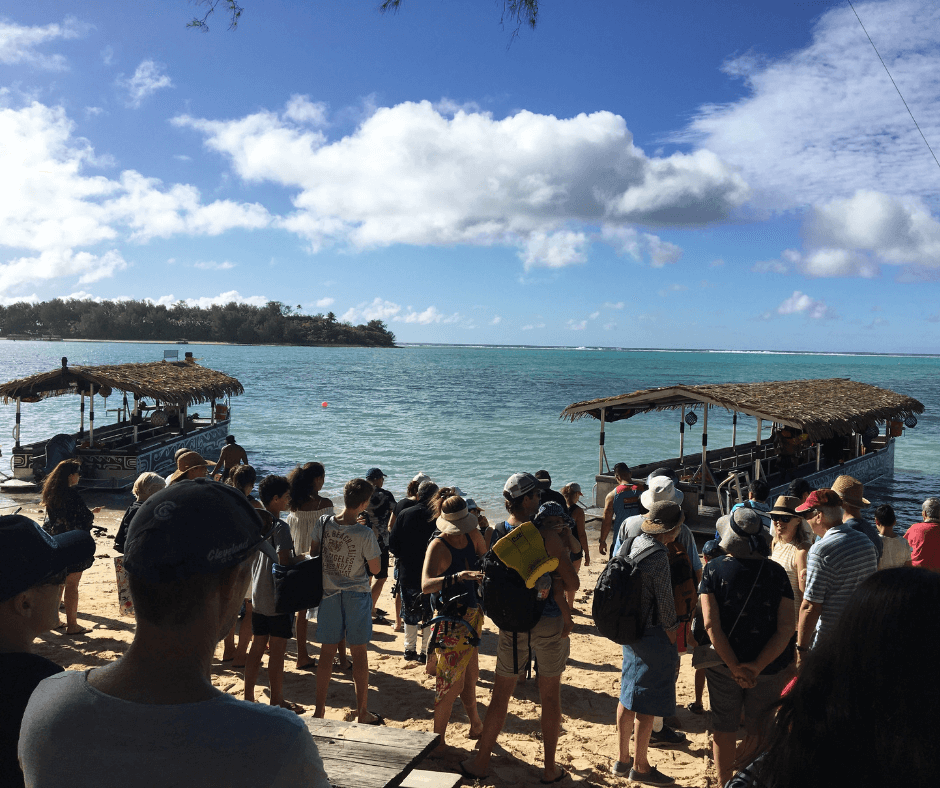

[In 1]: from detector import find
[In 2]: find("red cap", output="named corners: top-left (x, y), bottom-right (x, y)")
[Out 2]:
top-left (795, 488), bottom-right (842, 512)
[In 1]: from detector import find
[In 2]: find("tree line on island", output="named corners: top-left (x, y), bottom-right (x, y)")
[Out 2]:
top-left (0, 299), bottom-right (397, 347)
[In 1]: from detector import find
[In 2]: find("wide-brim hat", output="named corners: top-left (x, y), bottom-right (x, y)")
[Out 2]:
top-left (768, 495), bottom-right (803, 518)
top-left (831, 475), bottom-right (870, 509)
top-left (168, 451), bottom-right (210, 484)
top-left (640, 476), bottom-right (684, 509)
top-left (717, 507), bottom-right (771, 559)
top-left (640, 500), bottom-right (685, 534)
top-left (436, 503), bottom-right (478, 536)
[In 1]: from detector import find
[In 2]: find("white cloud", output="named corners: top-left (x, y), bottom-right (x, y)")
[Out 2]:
top-left (601, 226), bottom-right (683, 268)
top-left (193, 260), bottom-right (235, 270)
top-left (150, 291), bottom-right (268, 308)
top-left (603, 301), bottom-right (624, 309)
top-left (776, 290), bottom-right (838, 320)
top-left (710, 258), bottom-right (725, 268)
top-left (752, 259), bottom-right (789, 274)
top-left (100, 45), bottom-right (114, 66)
top-left (0, 17), bottom-right (87, 70)
top-left (341, 298), bottom-right (401, 323)
top-left (0, 101), bottom-right (271, 294)
top-left (283, 95), bottom-right (328, 126)
top-left (521, 323), bottom-right (545, 331)
top-left (0, 293), bottom-right (38, 305)
top-left (84, 106), bottom-right (103, 118)
top-left (315, 297), bottom-right (335, 308)
top-left (174, 154), bottom-right (192, 162)
top-left (175, 99), bottom-right (747, 267)
top-left (118, 60), bottom-right (173, 108)
top-left (604, 322), bottom-right (618, 330)
top-left (679, 0), bottom-right (940, 209)
top-left (490, 315), bottom-right (502, 325)
top-left (399, 306), bottom-right (461, 325)
top-left (657, 283), bottom-right (690, 297)
top-left (567, 319), bottom-right (587, 330)
top-left (589, 311), bottom-right (600, 320)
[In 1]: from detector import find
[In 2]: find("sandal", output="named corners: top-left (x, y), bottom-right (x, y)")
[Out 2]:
top-left (687, 701), bottom-right (704, 715)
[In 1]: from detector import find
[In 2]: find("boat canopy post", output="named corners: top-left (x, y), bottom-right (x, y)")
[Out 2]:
top-left (701, 405), bottom-right (708, 498)
top-left (211, 398), bottom-right (216, 425)
top-left (816, 442), bottom-right (821, 470)
top-left (598, 407), bottom-right (606, 475)
top-left (80, 393), bottom-right (85, 434)
top-left (679, 405), bottom-right (685, 464)
top-left (732, 412), bottom-right (737, 450)
top-left (88, 389), bottom-right (94, 446)
top-left (14, 397), bottom-right (21, 448)
top-left (754, 417), bottom-right (762, 480)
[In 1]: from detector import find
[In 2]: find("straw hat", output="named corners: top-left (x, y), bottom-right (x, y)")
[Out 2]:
top-left (768, 495), bottom-right (802, 518)
top-left (640, 500), bottom-right (684, 535)
top-left (716, 507), bottom-right (771, 559)
top-left (640, 477), bottom-right (684, 509)
top-left (436, 501), bottom-right (478, 536)
top-left (168, 451), bottom-right (209, 484)
top-left (831, 475), bottom-right (870, 509)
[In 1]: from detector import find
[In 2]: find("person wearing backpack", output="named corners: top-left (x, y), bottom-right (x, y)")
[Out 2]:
top-left (613, 500), bottom-right (683, 786)
top-left (460, 472), bottom-right (579, 785)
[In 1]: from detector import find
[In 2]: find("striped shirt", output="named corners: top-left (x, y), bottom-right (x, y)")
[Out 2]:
top-left (804, 523), bottom-right (877, 645)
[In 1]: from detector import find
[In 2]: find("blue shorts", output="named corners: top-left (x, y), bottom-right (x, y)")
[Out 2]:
top-left (316, 589), bottom-right (373, 646)
top-left (620, 626), bottom-right (679, 716)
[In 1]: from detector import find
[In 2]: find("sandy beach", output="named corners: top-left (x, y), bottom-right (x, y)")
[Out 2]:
top-left (15, 491), bottom-right (715, 787)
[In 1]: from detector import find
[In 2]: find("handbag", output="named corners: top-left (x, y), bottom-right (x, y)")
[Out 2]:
top-left (691, 560), bottom-right (765, 671)
top-left (273, 553), bottom-right (323, 614)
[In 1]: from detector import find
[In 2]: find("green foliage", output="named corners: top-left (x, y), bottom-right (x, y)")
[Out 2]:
top-left (189, 1), bottom-right (540, 33)
top-left (0, 298), bottom-right (396, 348)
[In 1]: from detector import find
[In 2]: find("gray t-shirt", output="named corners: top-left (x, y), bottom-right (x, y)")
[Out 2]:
top-left (19, 670), bottom-right (330, 788)
top-left (313, 514), bottom-right (381, 595)
top-left (251, 517), bottom-right (294, 617)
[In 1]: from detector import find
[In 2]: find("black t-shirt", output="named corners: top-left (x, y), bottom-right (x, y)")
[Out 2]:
top-left (391, 497), bottom-right (420, 520)
top-left (540, 488), bottom-right (567, 509)
top-left (388, 504), bottom-right (436, 590)
top-left (114, 501), bottom-right (142, 554)
top-left (0, 652), bottom-right (63, 788)
top-left (699, 556), bottom-right (795, 674)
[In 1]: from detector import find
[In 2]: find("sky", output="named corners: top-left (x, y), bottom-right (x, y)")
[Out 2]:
top-left (2, 0), bottom-right (940, 353)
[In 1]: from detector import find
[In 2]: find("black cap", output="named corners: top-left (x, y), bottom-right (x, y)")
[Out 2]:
top-left (366, 467), bottom-right (385, 480)
top-left (534, 470), bottom-right (552, 488)
top-left (0, 515), bottom-right (96, 601)
top-left (124, 478), bottom-right (275, 584)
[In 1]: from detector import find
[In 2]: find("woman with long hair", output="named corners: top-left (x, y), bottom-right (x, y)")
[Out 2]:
top-left (560, 483), bottom-right (589, 607)
top-left (41, 459), bottom-right (100, 635)
top-left (285, 462), bottom-right (333, 670)
top-left (736, 568), bottom-right (940, 788)
top-left (768, 495), bottom-right (812, 622)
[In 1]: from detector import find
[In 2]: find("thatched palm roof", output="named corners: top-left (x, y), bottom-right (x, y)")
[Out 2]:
top-left (561, 378), bottom-right (924, 441)
top-left (0, 358), bottom-right (243, 406)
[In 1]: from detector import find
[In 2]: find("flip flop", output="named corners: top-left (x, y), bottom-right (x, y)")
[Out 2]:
top-left (219, 656), bottom-right (235, 663)
top-left (540, 767), bottom-right (570, 784)
top-left (374, 608), bottom-right (388, 617)
top-left (457, 760), bottom-right (486, 781)
top-left (687, 701), bottom-right (704, 715)
top-left (54, 623), bottom-right (67, 631)
top-left (296, 660), bottom-right (318, 671)
top-left (65, 627), bottom-right (89, 636)
top-left (360, 713), bottom-right (384, 726)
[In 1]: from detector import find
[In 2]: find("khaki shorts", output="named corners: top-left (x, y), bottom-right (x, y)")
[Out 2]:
top-left (495, 615), bottom-right (569, 678)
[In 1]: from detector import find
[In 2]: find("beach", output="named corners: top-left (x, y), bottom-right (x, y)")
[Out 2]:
top-left (17, 492), bottom-right (713, 787)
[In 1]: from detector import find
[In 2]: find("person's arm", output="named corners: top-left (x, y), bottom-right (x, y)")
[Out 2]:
top-left (599, 490), bottom-right (616, 555)
top-left (797, 599), bottom-right (822, 658)
top-left (573, 507), bottom-right (589, 567)
top-left (739, 597), bottom-right (795, 677)
top-left (422, 540), bottom-right (482, 594)
top-left (366, 556), bottom-right (381, 575)
top-left (210, 449), bottom-right (225, 474)
top-left (703, 592), bottom-right (752, 687)
top-left (552, 574), bottom-right (575, 638)
top-left (543, 529), bottom-right (579, 594)
top-left (795, 548), bottom-right (808, 594)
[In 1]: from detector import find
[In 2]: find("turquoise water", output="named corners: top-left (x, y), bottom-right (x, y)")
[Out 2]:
top-left (0, 342), bottom-right (936, 523)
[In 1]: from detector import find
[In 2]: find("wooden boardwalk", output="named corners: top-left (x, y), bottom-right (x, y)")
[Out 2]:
top-left (305, 718), bottom-right (440, 788)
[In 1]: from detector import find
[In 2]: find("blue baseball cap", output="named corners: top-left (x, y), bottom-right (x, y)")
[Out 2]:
top-left (0, 515), bottom-right (96, 601)
top-left (366, 467), bottom-right (386, 480)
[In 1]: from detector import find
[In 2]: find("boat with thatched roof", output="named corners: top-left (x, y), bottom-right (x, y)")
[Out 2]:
top-left (0, 352), bottom-right (243, 491)
top-left (562, 378), bottom-right (925, 535)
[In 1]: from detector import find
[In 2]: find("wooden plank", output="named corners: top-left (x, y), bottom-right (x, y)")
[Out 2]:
top-left (305, 719), bottom-right (440, 788)
top-left (401, 770), bottom-right (461, 788)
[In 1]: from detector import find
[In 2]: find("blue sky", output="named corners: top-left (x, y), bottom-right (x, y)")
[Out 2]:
top-left (2, 0), bottom-right (940, 352)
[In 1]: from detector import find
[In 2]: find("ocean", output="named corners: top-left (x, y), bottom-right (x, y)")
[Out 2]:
top-left (0, 341), bottom-right (936, 525)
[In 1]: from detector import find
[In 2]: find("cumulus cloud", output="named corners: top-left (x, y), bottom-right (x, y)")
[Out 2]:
top-left (175, 99), bottom-right (747, 268)
top-left (315, 297), bottom-right (335, 308)
top-left (601, 226), bottom-right (684, 268)
top-left (603, 301), bottom-right (624, 309)
top-left (490, 315), bottom-right (502, 325)
top-left (0, 101), bottom-right (270, 294)
top-left (193, 260), bottom-right (235, 270)
top-left (0, 17), bottom-right (87, 70)
top-left (283, 95), bottom-right (328, 126)
top-left (340, 298), bottom-right (459, 325)
top-left (567, 319), bottom-right (587, 330)
top-left (150, 291), bottom-right (268, 308)
top-left (679, 0), bottom-right (940, 209)
top-left (118, 60), bottom-right (173, 108)
top-left (521, 323), bottom-right (546, 331)
top-left (776, 290), bottom-right (838, 320)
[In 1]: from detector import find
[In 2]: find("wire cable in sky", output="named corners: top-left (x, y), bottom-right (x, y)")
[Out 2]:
top-left (846, 0), bottom-right (940, 173)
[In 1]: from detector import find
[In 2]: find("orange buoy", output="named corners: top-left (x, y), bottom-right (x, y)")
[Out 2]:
top-left (322, 402), bottom-right (328, 407)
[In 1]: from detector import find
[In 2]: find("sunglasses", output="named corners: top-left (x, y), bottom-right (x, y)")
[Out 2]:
top-left (771, 515), bottom-right (797, 523)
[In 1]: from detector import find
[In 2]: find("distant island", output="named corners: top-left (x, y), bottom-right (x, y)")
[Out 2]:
top-left (0, 298), bottom-right (396, 347)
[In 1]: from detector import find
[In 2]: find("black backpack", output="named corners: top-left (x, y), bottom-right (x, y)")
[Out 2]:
top-left (479, 522), bottom-right (546, 634)
top-left (592, 544), bottom-right (658, 644)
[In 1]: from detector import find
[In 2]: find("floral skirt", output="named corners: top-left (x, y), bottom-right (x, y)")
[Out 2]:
top-left (434, 606), bottom-right (484, 705)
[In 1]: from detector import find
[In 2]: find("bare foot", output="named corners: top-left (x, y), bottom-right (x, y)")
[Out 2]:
top-left (459, 758), bottom-right (487, 780)
top-left (277, 700), bottom-right (304, 714)
top-left (393, 622), bottom-right (404, 633)
top-left (468, 723), bottom-right (483, 740)
top-left (296, 658), bottom-right (317, 671)
top-left (65, 625), bottom-right (88, 636)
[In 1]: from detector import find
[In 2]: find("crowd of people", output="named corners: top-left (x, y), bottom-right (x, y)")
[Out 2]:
top-left (2, 446), bottom-right (939, 787)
